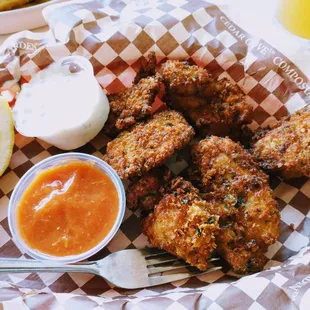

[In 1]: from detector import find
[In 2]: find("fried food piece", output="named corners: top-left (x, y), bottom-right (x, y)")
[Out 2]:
top-left (0, 0), bottom-right (30, 11)
top-left (142, 177), bottom-right (219, 270)
top-left (160, 60), bottom-right (253, 137)
top-left (160, 60), bottom-right (214, 97)
top-left (126, 167), bottom-right (172, 211)
top-left (104, 75), bottom-right (162, 135)
top-left (104, 110), bottom-right (195, 179)
top-left (134, 52), bottom-right (157, 84)
top-left (35, 0), bottom-right (50, 4)
top-left (192, 136), bottom-right (280, 274)
top-left (186, 79), bottom-right (253, 137)
top-left (252, 106), bottom-right (310, 179)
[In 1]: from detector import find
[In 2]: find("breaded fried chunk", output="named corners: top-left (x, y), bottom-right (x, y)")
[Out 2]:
top-left (142, 177), bottom-right (219, 270)
top-left (104, 75), bottom-right (162, 135)
top-left (160, 60), bottom-right (214, 97)
top-left (104, 110), bottom-right (195, 179)
top-left (0, 0), bottom-right (29, 11)
top-left (192, 136), bottom-right (280, 274)
top-left (126, 167), bottom-right (172, 211)
top-left (160, 60), bottom-right (253, 137)
top-left (252, 106), bottom-right (310, 179)
top-left (186, 78), bottom-right (253, 137)
top-left (134, 52), bottom-right (157, 84)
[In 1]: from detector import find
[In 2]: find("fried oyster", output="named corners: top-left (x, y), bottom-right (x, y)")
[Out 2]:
top-left (160, 60), bottom-right (253, 137)
top-left (252, 105), bottom-right (310, 179)
top-left (133, 52), bottom-right (157, 84)
top-left (103, 75), bottom-right (162, 136)
top-left (192, 136), bottom-right (280, 274)
top-left (126, 167), bottom-right (172, 211)
top-left (160, 59), bottom-right (215, 97)
top-left (104, 110), bottom-right (195, 179)
top-left (142, 177), bottom-right (219, 271)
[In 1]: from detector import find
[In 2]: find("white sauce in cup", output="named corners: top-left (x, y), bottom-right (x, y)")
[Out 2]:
top-left (13, 56), bottom-right (110, 150)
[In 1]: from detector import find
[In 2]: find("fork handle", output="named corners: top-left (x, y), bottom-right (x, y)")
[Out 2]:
top-left (0, 258), bottom-right (98, 275)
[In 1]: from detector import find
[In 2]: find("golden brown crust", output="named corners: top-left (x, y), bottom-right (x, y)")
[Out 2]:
top-left (0, 0), bottom-right (30, 11)
top-left (188, 79), bottom-right (253, 137)
top-left (142, 177), bottom-right (219, 270)
top-left (192, 136), bottom-right (280, 273)
top-left (252, 106), bottom-right (310, 179)
top-left (126, 167), bottom-right (172, 211)
top-left (160, 60), bottom-right (214, 97)
top-left (104, 75), bottom-right (162, 135)
top-left (104, 110), bottom-right (195, 179)
top-left (192, 136), bottom-right (268, 193)
top-left (160, 60), bottom-right (253, 138)
top-left (134, 52), bottom-right (157, 84)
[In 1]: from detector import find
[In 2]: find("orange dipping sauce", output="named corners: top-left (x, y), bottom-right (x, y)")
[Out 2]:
top-left (17, 161), bottom-right (119, 256)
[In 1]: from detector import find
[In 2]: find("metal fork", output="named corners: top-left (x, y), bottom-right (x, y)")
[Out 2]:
top-left (0, 248), bottom-right (221, 289)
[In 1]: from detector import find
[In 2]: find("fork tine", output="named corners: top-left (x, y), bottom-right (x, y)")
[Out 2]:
top-left (138, 248), bottom-right (167, 257)
top-left (139, 248), bottom-right (221, 261)
top-left (148, 257), bottom-right (220, 273)
top-left (208, 257), bottom-right (220, 262)
top-left (145, 250), bottom-right (220, 266)
top-left (146, 257), bottom-right (179, 266)
top-left (148, 267), bottom-right (222, 287)
top-left (148, 262), bottom-right (189, 274)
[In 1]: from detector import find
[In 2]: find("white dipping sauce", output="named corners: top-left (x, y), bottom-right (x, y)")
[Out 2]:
top-left (13, 56), bottom-right (110, 150)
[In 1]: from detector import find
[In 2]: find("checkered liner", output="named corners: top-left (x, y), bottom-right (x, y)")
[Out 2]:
top-left (0, 0), bottom-right (310, 309)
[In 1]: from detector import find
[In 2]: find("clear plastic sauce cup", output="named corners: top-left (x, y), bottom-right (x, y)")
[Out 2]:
top-left (8, 152), bottom-right (126, 263)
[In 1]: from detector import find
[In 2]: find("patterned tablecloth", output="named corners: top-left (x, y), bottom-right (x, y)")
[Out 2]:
top-left (0, 1), bottom-right (309, 309)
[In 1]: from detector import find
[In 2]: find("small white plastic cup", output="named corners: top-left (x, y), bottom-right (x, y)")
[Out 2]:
top-left (8, 152), bottom-right (125, 263)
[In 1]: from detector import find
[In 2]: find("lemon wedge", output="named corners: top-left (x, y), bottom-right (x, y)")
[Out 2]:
top-left (0, 97), bottom-right (14, 177)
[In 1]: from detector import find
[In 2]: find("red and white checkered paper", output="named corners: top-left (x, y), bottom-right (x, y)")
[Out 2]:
top-left (0, 1), bottom-right (310, 309)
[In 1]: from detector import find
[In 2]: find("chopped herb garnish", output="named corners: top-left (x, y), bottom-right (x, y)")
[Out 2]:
top-left (235, 197), bottom-right (244, 208)
top-left (208, 217), bottom-right (215, 224)
top-left (236, 265), bottom-right (247, 274)
top-left (196, 228), bottom-right (201, 237)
